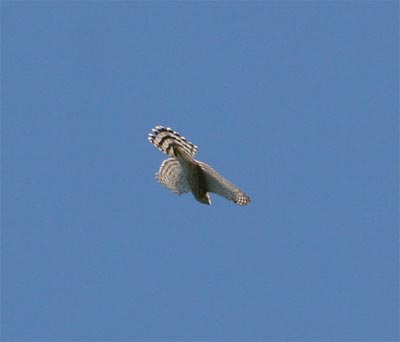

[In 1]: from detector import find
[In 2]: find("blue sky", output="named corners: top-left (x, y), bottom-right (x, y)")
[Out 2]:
top-left (2, 2), bottom-right (398, 341)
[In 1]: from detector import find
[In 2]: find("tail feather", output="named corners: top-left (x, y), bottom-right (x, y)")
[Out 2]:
top-left (148, 126), bottom-right (198, 158)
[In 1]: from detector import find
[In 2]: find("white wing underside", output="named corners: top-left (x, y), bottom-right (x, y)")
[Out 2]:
top-left (156, 158), bottom-right (250, 205)
top-left (197, 161), bottom-right (244, 202)
top-left (156, 158), bottom-right (191, 194)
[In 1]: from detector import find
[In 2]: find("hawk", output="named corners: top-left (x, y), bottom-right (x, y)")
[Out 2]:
top-left (148, 126), bottom-right (250, 206)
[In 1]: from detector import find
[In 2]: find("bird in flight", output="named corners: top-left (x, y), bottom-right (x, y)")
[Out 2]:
top-left (148, 125), bottom-right (250, 206)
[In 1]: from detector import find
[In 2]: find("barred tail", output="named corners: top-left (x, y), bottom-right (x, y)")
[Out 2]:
top-left (148, 126), bottom-right (198, 158)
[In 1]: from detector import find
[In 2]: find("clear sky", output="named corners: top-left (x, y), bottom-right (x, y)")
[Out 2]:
top-left (2, 2), bottom-right (398, 341)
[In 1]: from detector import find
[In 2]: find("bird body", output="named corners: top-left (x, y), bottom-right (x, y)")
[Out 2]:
top-left (148, 126), bottom-right (250, 206)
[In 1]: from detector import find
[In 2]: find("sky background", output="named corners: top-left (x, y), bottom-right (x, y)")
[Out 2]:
top-left (2, 2), bottom-right (398, 341)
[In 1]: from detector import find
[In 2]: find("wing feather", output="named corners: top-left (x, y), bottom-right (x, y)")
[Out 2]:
top-left (198, 161), bottom-right (250, 205)
top-left (156, 158), bottom-right (191, 194)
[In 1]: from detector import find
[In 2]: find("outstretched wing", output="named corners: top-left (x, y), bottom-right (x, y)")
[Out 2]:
top-left (156, 158), bottom-right (191, 194)
top-left (198, 161), bottom-right (251, 206)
